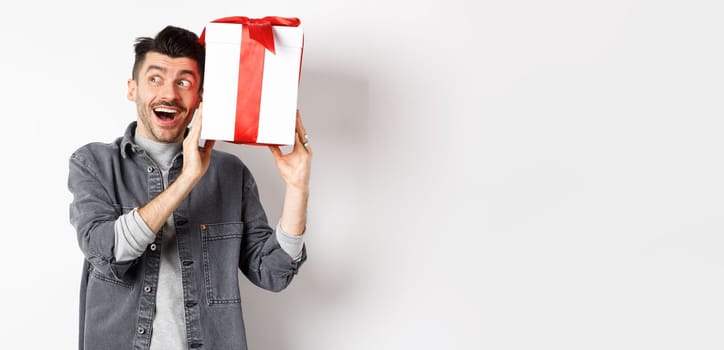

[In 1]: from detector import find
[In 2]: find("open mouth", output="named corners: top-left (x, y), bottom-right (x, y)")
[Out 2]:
top-left (153, 106), bottom-right (181, 126)
top-left (153, 107), bottom-right (179, 121)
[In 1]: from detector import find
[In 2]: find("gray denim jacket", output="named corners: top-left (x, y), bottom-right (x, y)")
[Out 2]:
top-left (68, 122), bottom-right (306, 350)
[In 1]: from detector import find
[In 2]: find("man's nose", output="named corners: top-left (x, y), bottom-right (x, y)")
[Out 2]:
top-left (159, 82), bottom-right (179, 99)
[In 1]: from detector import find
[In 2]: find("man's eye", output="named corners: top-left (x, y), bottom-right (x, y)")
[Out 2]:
top-left (150, 76), bottom-right (161, 84)
top-left (178, 80), bottom-right (191, 88)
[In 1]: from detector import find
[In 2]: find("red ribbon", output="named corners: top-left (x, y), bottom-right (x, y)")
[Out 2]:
top-left (200, 16), bottom-right (300, 54)
top-left (200, 16), bottom-right (301, 143)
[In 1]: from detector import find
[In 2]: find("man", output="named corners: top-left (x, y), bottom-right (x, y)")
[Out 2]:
top-left (68, 25), bottom-right (311, 350)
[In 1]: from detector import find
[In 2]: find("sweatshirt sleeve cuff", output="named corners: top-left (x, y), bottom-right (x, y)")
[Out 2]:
top-left (113, 208), bottom-right (156, 262)
top-left (275, 223), bottom-right (305, 262)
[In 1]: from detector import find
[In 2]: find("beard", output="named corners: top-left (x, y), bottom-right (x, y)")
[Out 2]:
top-left (135, 100), bottom-right (191, 143)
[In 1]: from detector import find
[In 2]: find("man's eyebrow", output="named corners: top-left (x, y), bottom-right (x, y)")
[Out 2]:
top-left (178, 69), bottom-right (198, 78)
top-left (145, 65), bottom-right (166, 74)
top-left (145, 66), bottom-right (197, 79)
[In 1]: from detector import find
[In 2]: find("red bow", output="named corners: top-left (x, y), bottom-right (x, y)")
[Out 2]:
top-left (199, 16), bottom-right (300, 54)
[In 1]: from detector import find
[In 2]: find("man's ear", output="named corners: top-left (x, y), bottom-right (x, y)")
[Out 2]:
top-left (127, 79), bottom-right (137, 101)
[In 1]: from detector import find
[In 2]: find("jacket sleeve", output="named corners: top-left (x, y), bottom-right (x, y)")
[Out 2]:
top-left (238, 167), bottom-right (307, 292)
top-left (68, 151), bottom-right (136, 280)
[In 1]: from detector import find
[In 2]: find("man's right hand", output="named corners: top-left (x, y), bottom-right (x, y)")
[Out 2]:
top-left (138, 103), bottom-right (215, 234)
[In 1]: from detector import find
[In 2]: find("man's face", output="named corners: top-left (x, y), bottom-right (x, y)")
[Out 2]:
top-left (128, 52), bottom-right (202, 143)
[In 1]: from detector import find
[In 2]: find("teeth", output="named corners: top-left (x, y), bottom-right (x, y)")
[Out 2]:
top-left (154, 107), bottom-right (177, 113)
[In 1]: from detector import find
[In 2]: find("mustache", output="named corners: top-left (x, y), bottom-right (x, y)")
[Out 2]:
top-left (152, 100), bottom-right (186, 111)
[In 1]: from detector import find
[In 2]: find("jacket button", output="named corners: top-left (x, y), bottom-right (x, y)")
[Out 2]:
top-left (144, 286), bottom-right (152, 293)
top-left (137, 327), bottom-right (145, 334)
top-left (149, 244), bottom-right (157, 251)
top-left (200, 224), bottom-right (207, 231)
top-left (147, 166), bottom-right (155, 173)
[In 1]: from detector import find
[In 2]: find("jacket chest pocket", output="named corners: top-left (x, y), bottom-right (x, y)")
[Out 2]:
top-left (200, 222), bottom-right (243, 305)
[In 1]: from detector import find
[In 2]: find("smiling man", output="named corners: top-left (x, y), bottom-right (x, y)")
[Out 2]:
top-left (131, 50), bottom-right (200, 143)
top-left (68, 25), bottom-right (312, 350)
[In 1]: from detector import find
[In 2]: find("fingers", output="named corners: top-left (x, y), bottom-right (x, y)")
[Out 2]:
top-left (269, 145), bottom-right (282, 159)
top-left (296, 109), bottom-right (307, 135)
top-left (185, 103), bottom-right (204, 146)
top-left (185, 104), bottom-right (214, 161)
top-left (194, 105), bottom-right (214, 155)
top-left (295, 109), bottom-right (311, 152)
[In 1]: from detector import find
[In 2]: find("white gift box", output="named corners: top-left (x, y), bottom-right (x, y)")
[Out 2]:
top-left (200, 20), bottom-right (304, 145)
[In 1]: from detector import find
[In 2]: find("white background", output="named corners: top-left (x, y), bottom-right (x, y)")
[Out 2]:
top-left (1, 0), bottom-right (723, 349)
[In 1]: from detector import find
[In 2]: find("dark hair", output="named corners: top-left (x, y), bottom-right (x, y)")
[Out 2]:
top-left (132, 25), bottom-right (205, 88)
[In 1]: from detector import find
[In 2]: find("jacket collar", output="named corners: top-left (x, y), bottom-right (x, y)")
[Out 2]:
top-left (120, 122), bottom-right (140, 159)
top-left (120, 121), bottom-right (191, 159)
